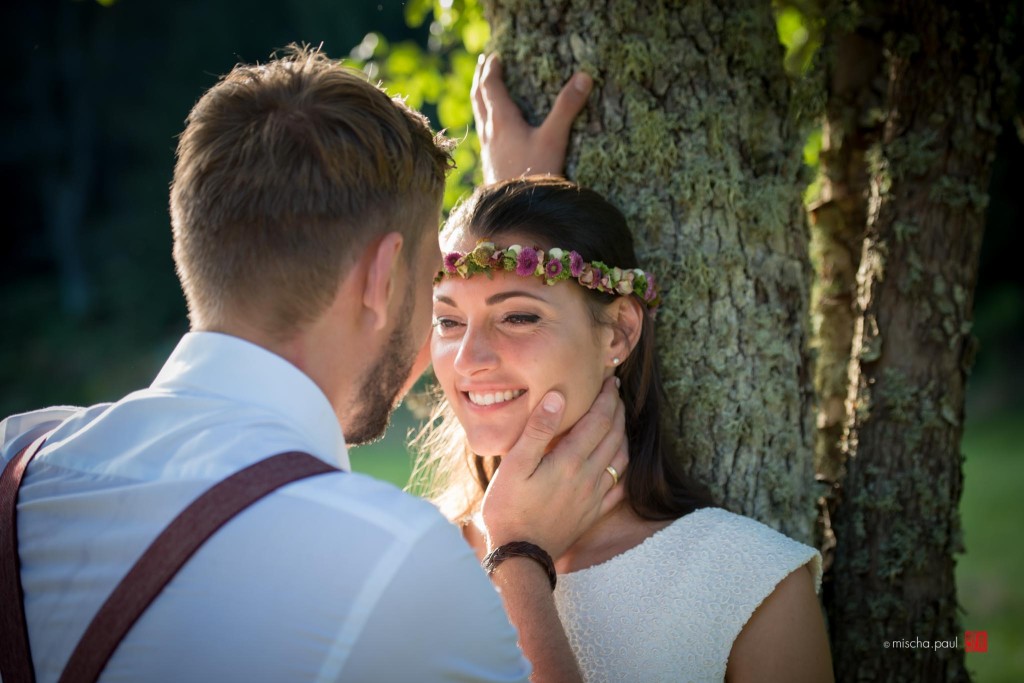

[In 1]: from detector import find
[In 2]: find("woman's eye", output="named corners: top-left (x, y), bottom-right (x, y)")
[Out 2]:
top-left (503, 313), bottom-right (540, 325)
top-left (433, 317), bottom-right (463, 331)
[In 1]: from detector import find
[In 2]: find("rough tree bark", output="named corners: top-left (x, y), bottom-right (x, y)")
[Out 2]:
top-left (825, 1), bottom-right (1019, 681)
top-left (483, 0), bottom-right (818, 540)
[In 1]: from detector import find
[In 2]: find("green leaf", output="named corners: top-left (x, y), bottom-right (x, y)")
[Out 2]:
top-left (438, 93), bottom-right (472, 129)
top-left (386, 43), bottom-right (425, 77)
top-left (803, 127), bottom-right (822, 167)
top-left (405, 0), bottom-right (433, 28)
top-left (461, 18), bottom-right (490, 54)
top-left (775, 7), bottom-right (807, 51)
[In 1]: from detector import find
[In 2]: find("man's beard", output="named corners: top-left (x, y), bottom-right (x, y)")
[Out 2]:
top-left (344, 291), bottom-right (418, 446)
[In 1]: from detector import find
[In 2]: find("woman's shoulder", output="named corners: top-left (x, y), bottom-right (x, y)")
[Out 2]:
top-left (676, 507), bottom-right (822, 592)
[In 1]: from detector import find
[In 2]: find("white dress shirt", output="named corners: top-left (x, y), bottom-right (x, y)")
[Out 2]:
top-left (1, 332), bottom-right (530, 683)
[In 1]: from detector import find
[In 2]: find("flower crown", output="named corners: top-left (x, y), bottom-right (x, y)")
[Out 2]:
top-left (434, 241), bottom-right (661, 309)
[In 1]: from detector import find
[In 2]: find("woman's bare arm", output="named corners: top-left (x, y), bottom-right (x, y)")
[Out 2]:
top-left (726, 565), bottom-right (834, 683)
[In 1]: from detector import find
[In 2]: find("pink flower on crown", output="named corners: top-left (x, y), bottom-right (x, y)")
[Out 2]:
top-left (615, 278), bottom-right (634, 295)
top-left (644, 273), bottom-right (658, 301)
top-left (599, 274), bottom-right (612, 290)
top-left (578, 264), bottom-right (596, 286)
top-left (516, 248), bottom-right (540, 276)
top-left (569, 251), bottom-right (584, 277)
top-left (545, 258), bottom-right (563, 279)
top-left (443, 252), bottom-right (462, 274)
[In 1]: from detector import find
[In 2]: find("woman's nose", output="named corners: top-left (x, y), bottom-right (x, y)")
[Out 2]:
top-left (453, 324), bottom-right (499, 376)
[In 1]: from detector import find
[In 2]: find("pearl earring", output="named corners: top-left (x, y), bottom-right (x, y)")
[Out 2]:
top-left (612, 357), bottom-right (621, 366)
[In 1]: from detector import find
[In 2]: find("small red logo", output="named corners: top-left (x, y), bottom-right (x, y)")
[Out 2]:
top-left (965, 631), bottom-right (988, 653)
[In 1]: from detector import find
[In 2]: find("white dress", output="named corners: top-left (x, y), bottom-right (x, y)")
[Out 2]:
top-left (553, 507), bottom-right (822, 683)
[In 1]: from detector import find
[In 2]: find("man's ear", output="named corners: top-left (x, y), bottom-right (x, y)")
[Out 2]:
top-left (608, 297), bottom-right (644, 363)
top-left (361, 232), bottom-right (405, 332)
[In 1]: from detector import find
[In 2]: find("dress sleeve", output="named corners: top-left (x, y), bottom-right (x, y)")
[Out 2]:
top-left (708, 511), bottom-right (822, 649)
top-left (339, 516), bottom-right (531, 683)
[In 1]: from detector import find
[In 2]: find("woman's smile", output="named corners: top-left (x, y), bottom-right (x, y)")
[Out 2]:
top-left (464, 388), bottom-right (527, 407)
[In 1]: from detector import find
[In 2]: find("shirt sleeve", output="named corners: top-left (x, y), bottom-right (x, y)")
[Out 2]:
top-left (0, 407), bottom-right (81, 461)
top-left (339, 515), bottom-right (531, 683)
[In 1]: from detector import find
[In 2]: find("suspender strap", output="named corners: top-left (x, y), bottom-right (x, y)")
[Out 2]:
top-left (1, 443), bottom-right (339, 683)
top-left (0, 435), bottom-right (49, 683)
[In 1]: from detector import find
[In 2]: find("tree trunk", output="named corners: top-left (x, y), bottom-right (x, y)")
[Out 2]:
top-left (826, 2), bottom-right (1018, 680)
top-left (810, 10), bottom-right (885, 487)
top-left (809, 0), bottom-right (886, 575)
top-left (483, 0), bottom-right (817, 540)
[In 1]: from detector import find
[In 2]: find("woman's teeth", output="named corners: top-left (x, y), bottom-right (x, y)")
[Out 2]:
top-left (467, 389), bottom-right (524, 406)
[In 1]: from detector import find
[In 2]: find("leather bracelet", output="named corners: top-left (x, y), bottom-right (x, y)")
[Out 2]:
top-left (483, 541), bottom-right (557, 591)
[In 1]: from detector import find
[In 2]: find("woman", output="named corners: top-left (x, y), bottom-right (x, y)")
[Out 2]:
top-left (418, 176), bottom-right (833, 682)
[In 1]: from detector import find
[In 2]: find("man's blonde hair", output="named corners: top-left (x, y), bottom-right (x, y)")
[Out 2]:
top-left (170, 45), bottom-right (453, 338)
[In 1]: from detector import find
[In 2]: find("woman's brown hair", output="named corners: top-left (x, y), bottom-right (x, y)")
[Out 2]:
top-left (412, 176), bottom-right (712, 524)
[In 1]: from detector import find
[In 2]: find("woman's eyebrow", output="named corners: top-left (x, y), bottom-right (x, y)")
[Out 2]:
top-left (485, 291), bottom-right (548, 305)
top-left (434, 290), bottom-right (549, 307)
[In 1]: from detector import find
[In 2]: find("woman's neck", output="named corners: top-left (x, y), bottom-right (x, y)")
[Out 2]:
top-left (465, 497), bottom-right (675, 574)
top-left (553, 501), bottom-right (673, 574)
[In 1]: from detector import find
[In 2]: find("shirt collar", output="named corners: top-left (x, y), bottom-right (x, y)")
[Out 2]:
top-left (152, 331), bottom-right (350, 471)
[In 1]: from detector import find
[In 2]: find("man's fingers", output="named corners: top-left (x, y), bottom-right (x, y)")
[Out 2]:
top-left (595, 440), bottom-right (629, 517)
top-left (549, 376), bottom-right (619, 463)
top-left (502, 391), bottom-right (564, 475)
top-left (538, 71), bottom-right (593, 144)
top-left (598, 480), bottom-right (627, 517)
top-left (589, 383), bottom-right (625, 469)
top-left (607, 445), bottom-right (628, 487)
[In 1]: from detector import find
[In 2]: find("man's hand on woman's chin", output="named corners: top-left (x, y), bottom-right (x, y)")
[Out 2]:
top-left (480, 376), bottom-right (628, 560)
top-left (472, 53), bottom-right (594, 184)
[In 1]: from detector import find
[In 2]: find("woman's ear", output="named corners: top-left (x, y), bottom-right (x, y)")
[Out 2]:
top-left (361, 232), bottom-right (405, 332)
top-left (608, 297), bottom-right (644, 365)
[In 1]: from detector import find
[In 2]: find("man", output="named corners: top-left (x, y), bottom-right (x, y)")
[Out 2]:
top-left (0, 46), bottom-right (618, 682)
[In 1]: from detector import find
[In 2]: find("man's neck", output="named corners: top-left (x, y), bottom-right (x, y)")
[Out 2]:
top-left (197, 316), bottom-right (355, 428)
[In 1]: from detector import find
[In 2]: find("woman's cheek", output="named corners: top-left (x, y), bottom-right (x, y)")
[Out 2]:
top-left (430, 335), bottom-right (454, 376)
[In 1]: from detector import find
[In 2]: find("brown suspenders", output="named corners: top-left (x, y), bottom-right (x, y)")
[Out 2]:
top-left (0, 436), bottom-right (340, 683)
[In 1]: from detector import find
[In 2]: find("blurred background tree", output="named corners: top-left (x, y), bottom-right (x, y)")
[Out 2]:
top-left (2, 0), bottom-right (1022, 680)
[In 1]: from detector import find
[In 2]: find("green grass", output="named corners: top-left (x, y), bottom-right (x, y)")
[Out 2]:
top-left (958, 411), bottom-right (1024, 682)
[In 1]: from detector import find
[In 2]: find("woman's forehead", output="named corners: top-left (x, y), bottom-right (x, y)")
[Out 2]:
top-left (434, 268), bottom-right (551, 301)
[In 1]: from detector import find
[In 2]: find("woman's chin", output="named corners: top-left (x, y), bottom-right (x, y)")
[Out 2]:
top-left (465, 432), bottom-right (518, 458)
